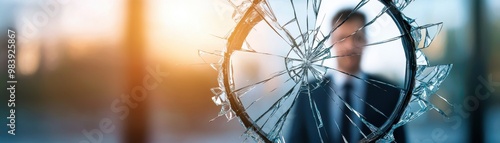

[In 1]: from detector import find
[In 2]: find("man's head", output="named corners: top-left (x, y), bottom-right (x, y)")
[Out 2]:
top-left (331, 9), bottom-right (367, 74)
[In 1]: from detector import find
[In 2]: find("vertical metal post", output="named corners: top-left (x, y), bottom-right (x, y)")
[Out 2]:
top-left (469, 0), bottom-right (488, 142)
top-left (124, 0), bottom-right (148, 143)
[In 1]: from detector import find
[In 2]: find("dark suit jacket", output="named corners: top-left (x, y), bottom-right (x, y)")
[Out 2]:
top-left (287, 75), bottom-right (406, 143)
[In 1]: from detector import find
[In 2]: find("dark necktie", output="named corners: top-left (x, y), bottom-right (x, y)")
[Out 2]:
top-left (341, 81), bottom-right (354, 142)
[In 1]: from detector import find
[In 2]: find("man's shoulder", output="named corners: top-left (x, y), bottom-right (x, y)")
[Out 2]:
top-left (365, 74), bottom-right (400, 92)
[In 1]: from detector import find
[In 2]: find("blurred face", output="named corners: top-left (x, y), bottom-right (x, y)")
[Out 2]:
top-left (331, 18), bottom-right (367, 74)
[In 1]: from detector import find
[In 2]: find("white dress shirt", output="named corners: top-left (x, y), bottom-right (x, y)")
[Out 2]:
top-left (328, 71), bottom-right (367, 142)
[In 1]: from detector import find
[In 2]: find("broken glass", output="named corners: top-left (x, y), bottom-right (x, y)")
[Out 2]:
top-left (204, 0), bottom-right (452, 142)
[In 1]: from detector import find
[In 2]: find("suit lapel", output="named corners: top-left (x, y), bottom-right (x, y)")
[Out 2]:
top-left (308, 81), bottom-right (333, 143)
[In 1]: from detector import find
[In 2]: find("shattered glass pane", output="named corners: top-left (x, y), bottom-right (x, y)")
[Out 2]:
top-left (204, 0), bottom-right (452, 142)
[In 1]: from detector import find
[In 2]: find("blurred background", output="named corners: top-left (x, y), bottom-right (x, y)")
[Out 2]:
top-left (0, 0), bottom-right (499, 142)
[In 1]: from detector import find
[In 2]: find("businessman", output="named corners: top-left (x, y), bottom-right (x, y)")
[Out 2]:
top-left (287, 9), bottom-right (407, 143)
